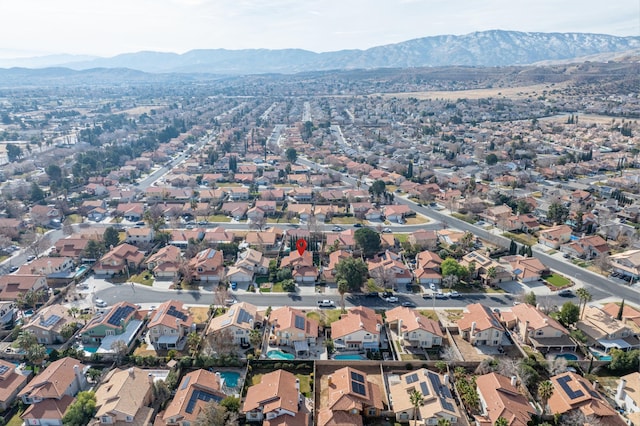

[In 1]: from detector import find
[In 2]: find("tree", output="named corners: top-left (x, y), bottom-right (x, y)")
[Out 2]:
top-left (194, 400), bottom-right (238, 426)
top-left (609, 349), bottom-right (639, 372)
top-left (143, 204), bottom-right (165, 232)
top-left (338, 279), bottom-right (349, 312)
top-left (547, 202), bottom-right (569, 225)
top-left (557, 302), bottom-right (580, 327)
top-left (83, 239), bottom-right (105, 260)
top-left (220, 396), bottom-right (240, 413)
top-left (86, 368), bottom-right (102, 383)
top-left (46, 164), bottom-right (63, 184)
top-left (524, 291), bottom-right (537, 306)
top-left (187, 331), bottom-right (202, 357)
top-left (494, 417), bottom-right (509, 426)
top-left (249, 329), bottom-right (263, 349)
top-left (368, 179), bottom-right (386, 198)
top-left (576, 288), bottom-right (592, 319)
top-left (285, 147), bottom-right (297, 163)
top-left (509, 240), bottom-right (517, 255)
top-left (617, 299), bottom-right (625, 321)
top-left (62, 391), bottom-right (96, 426)
top-left (354, 227), bottom-right (381, 257)
top-left (485, 153), bottom-right (498, 165)
top-left (30, 182), bottom-right (46, 203)
top-left (23, 231), bottom-right (49, 260)
top-left (437, 419), bottom-right (452, 426)
top-left (16, 330), bottom-right (47, 367)
top-left (153, 379), bottom-right (172, 407)
top-left (249, 214), bottom-right (267, 231)
top-left (110, 340), bottom-right (129, 365)
top-left (441, 258), bottom-right (466, 279)
top-left (6, 143), bottom-right (22, 162)
top-left (409, 389), bottom-right (424, 426)
top-left (103, 226), bottom-right (120, 250)
top-left (335, 257), bottom-right (368, 292)
top-left (538, 380), bottom-right (554, 415)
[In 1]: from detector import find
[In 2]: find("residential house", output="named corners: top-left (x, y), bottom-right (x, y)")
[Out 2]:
top-left (30, 204), bottom-right (61, 227)
top-left (475, 373), bottom-right (535, 426)
top-left (325, 229), bottom-right (356, 251)
top-left (254, 200), bottom-right (277, 216)
top-left (146, 245), bottom-right (182, 280)
top-left (279, 251), bottom-right (318, 283)
top-left (331, 306), bottom-right (382, 351)
top-left (206, 302), bottom-right (261, 346)
top-left (287, 203), bottom-right (313, 221)
top-left (92, 367), bottom-right (154, 425)
top-left (288, 187), bottom-right (313, 202)
top-left (227, 186), bottom-right (249, 201)
top-left (384, 204), bottom-right (412, 223)
top-left (147, 300), bottom-right (194, 350)
top-left (480, 204), bottom-right (514, 226)
top-left (188, 248), bottom-right (225, 283)
top-left (23, 304), bottom-right (77, 345)
top-left (243, 369), bottom-right (309, 425)
top-left (436, 229), bottom-right (467, 247)
top-left (168, 229), bottom-right (204, 249)
top-left (457, 303), bottom-right (505, 347)
top-left (505, 214), bottom-right (541, 233)
top-left (220, 202), bottom-right (249, 220)
top-left (510, 303), bottom-right (576, 353)
top-left (226, 248), bottom-right (269, 284)
top-left (538, 225), bottom-right (572, 249)
top-left (79, 302), bottom-right (143, 352)
top-left (615, 372), bottom-right (640, 424)
top-left (19, 357), bottom-right (88, 426)
top-left (125, 226), bottom-right (155, 245)
top-left (115, 203), bottom-right (145, 222)
top-left (408, 230), bottom-right (438, 250)
top-left (548, 371), bottom-right (625, 425)
top-left (317, 366), bottom-right (385, 426)
top-left (602, 302), bottom-right (640, 329)
top-left (0, 274), bottom-right (47, 302)
top-left (203, 227), bottom-right (235, 246)
top-left (17, 257), bottom-right (75, 276)
top-left (93, 243), bottom-right (144, 276)
top-left (268, 306), bottom-right (318, 355)
top-left (501, 255), bottom-right (549, 283)
top-left (162, 369), bottom-right (228, 425)
top-left (561, 235), bottom-right (609, 260)
top-left (367, 251), bottom-right (412, 287)
top-left (577, 305), bottom-right (640, 354)
top-left (386, 307), bottom-right (444, 349)
top-left (0, 359), bottom-right (29, 411)
top-left (460, 251), bottom-right (512, 286)
top-left (245, 231), bottom-right (278, 253)
top-left (414, 250), bottom-right (443, 285)
top-left (54, 238), bottom-right (90, 262)
top-left (323, 250), bottom-right (352, 283)
top-left (610, 249), bottom-right (640, 280)
top-left (388, 369), bottom-right (460, 425)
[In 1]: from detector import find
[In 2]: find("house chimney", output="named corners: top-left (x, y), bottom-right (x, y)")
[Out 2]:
top-left (148, 373), bottom-right (154, 384)
top-left (398, 319), bottom-right (403, 335)
top-left (359, 322), bottom-right (364, 329)
top-left (616, 378), bottom-right (627, 402)
top-left (593, 380), bottom-right (599, 391)
top-left (522, 320), bottom-right (530, 342)
top-left (444, 374), bottom-right (450, 386)
top-left (128, 367), bottom-right (134, 376)
top-left (470, 321), bottom-right (477, 339)
top-left (295, 378), bottom-right (300, 391)
top-left (511, 376), bottom-right (517, 387)
top-left (376, 323), bottom-right (381, 332)
top-left (73, 365), bottom-right (84, 388)
top-left (327, 375), bottom-right (332, 386)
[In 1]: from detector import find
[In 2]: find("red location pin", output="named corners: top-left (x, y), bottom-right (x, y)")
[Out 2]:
top-left (296, 239), bottom-right (308, 256)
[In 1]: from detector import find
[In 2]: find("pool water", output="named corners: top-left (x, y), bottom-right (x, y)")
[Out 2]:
top-left (219, 371), bottom-right (240, 388)
top-left (83, 346), bottom-right (98, 354)
top-left (267, 350), bottom-right (295, 360)
top-left (334, 354), bottom-right (365, 360)
top-left (555, 353), bottom-right (578, 361)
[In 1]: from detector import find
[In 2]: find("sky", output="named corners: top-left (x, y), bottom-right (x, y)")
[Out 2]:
top-left (1, 0), bottom-right (639, 58)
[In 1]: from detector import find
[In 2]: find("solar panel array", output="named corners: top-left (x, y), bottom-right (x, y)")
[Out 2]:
top-left (185, 389), bottom-right (222, 414)
top-left (237, 309), bottom-right (252, 324)
top-left (557, 375), bottom-right (584, 400)
top-left (294, 315), bottom-right (305, 330)
top-left (42, 314), bottom-right (61, 327)
top-left (405, 373), bottom-right (419, 384)
top-left (420, 381), bottom-right (430, 396)
top-left (180, 375), bottom-right (191, 390)
top-left (351, 371), bottom-right (367, 396)
top-left (107, 306), bottom-right (136, 326)
top-left (428, 371), bottom-right (455, 412)
top-left (0, 365), bottom-right (9, 375)
top-left (166, 305), bottom-right (188, 322)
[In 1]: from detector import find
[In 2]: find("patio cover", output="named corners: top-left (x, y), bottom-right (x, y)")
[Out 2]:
top-left (363, 341), bottom-right (379, 350)
top-left (294, 340), bottom-right (309, 353)
top-left (598, 338), bottom-right (632, 350)
top-left (158, 335), bottom-right (179, 345)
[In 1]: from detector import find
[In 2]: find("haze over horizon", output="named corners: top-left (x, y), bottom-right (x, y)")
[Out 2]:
top-left (1, 0), bottom-right (639, 59)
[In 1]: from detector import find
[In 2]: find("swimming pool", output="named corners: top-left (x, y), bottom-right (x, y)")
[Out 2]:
top-left (589, 348), bottom-right (612, 361)
top-left (555, 353), bottom-right (578, 361)
top-left (267, 350), bottom-right (295, 360)
top-left (334, 354), bottom-right (365, 360)
top-left (219, 371), bottom-right (240, 388)
top-left (83, 346), bottom-right (98, 355)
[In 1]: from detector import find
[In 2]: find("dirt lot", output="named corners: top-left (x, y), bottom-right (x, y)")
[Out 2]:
top-left (380, 83), bottom-right (568, 101)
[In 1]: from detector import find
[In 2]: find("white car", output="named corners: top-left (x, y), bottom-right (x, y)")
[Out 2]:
top-left (384, 296), bottom-right (399, 303)
top-left (449, 290), bottom-right (460, 298)
top-left (429, 283), bottom-right (437, 291)
top-left (95, 299), bottom-right (108, 308)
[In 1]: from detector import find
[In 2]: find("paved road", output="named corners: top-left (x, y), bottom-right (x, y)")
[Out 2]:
top-left (95, 283), bottom-right (571, 310)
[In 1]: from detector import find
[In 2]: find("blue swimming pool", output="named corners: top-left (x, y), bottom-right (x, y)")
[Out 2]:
top-left (267, 350), bottom-right (295, 360)
top-left (83, 346), bottom-right (98, 354)
top-left (334, 354), bottom-right (365, 360)
top-left (555, 353), bottom-right (578, 361)
top-left (219, 371), bottom-right (240, 388)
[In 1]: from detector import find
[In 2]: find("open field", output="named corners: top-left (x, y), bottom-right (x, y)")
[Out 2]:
top-left (380, 83), bottom-right (568, 101)
top-left (120, 105), bottom-right (167, 115)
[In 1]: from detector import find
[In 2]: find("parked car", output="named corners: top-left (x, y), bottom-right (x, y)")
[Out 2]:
top-left (224, 298), bottom-right (237, 306)
top-left (435, 290), bottom-right (447, 299)
top-left (382, 228), bottom-right (392, 233)
top-left (449, 290), bottom-right (460, 298)
top-left (401, 301), bottom-right (416, 308)
top-left (317, 300), bottom-right (335, 307)
top-left (558, 289), bottom-right (574, 297)
top-left (230, 282), bottom-right (237, 290)
top-left (8, 266), bottom-right (18, 273)
top-left (26, 255), bottom-right (36, 262)
top-left (95, 299), bottom-right (108, 308)
top-left (331, 226), bottom-right (344, 232)
top-left (384, 296), bottom-right (399, 303)
top-left (353, 223), bottom-right (363, 228)
top-left (381, 291), bottom-right (394, 298)
top-left (422, 292), bottom-right (432, 299)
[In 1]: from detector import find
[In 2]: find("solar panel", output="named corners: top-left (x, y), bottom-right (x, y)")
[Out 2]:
top-left (180, 376), bottom-right (191, 390)
top-left (405, 373), bottom-right (419, 384)
top-left (294, 315), bottom-right (305, 330)
top-left (557, 376), bottom-right (584, 400)
top-left (107, 306), bottom-right (135, 326)
top-left (43, 314), bottom-right (61, 327)
top-left (185, 389), bottom-right (222, 414)
top-left (166, 306), bottom-right (188, 322)
top-left (237, 309), bottom-right (252, 324)
top-left (0, 365), bottom-right (9, 374)
top-left (420, 381), bottom-right (430, 396)
top-left (351, 372), bottom-right (365, 383)
top-left (352, 381), bottom-right (367, 396)
top-left (427, 371), bottom-right (455, 412)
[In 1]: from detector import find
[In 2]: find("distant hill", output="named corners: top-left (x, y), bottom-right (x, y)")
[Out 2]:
top-left (1, 30), bottom-right (639, 75)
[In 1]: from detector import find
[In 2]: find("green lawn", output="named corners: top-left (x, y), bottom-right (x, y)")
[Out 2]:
top-left (322, 309), bottom-right (343, 325)
top-left (405, 216), bottom-right (429, 225)
top-left (330, 216), bottom-right (357, 224)
top-left (255, 276), bottom-right (269, 284)
top-left (66, 213), bottom-right (83, 224)
top-left (394, 233), bottom-right (409, 243)
top-left (366, 280), bottom-right (384, 293)
top-left (7, 412), bottom-right (24, 426)
top-left (271, 282), bottom-right (284, 292)
top-left (543, 273), bottom-right (570, 287)
top-left (451, 212), bottom-right (476, 224)
top-left (417, 310), bottom-right (439, 321)
top-left (129, 272), bottom-right (154, 286)
top-left (207, 214), bottom-right (231, 222)
top-left (503, 232), bottom-right (537, 247)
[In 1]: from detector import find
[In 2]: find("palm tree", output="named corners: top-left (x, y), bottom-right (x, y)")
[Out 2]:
top-left (337, 279), bottom-right (348, 313)
top-left (538, 380), bottom-right (554, 415)
top-left (187, 331), bottom-right (202, 357)
top-left (409, 389), bottom-right (424, 426)
top-left (437, 419), bottom-right (451, 426)
top-left (576, 288), bottom-right (592, 319)
top-left (494, 417), bottom-right (509, 426)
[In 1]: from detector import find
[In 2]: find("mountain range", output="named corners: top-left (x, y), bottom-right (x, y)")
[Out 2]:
top-left (1, 30), bottom-right (639, 75)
